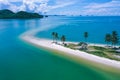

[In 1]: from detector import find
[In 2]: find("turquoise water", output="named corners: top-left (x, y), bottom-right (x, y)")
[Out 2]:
top-left (0, 16), bottom-right (120, 80)
top-left (36, 16), bottom-right (120, 45)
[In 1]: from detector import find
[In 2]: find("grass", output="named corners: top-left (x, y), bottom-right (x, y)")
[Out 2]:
top-left (86, 46), bottom-right (120, 61)
top-left (86, 51), bottom-right (107, 57)
top-left (93, 46), bottom-right (107, 51)
top-left (66, 44), bottom-right (120, 61)
top-left (66, 43), bottom-right (78, 50)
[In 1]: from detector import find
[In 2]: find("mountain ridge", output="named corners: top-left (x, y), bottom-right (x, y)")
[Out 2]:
top-left (0, 9), bottom-right (43, 19)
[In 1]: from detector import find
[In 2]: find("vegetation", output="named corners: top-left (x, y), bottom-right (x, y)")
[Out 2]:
top-left (111, 31), bottom-right (119, 47)
top-left (78, 42), bottom-right (86, 46)
top-left (51, 32), bottom-right (67, 44)
top-left (66, 43), bottom-right (77, 49)
top-left (105, 34), bottom-right (111, 46)
top-left (51, 32), bottom-right (59, 43)
top-left (61, 35), bottom-right (66, 44)
top-left (84, 32), bottom-right (88, 42)
top-left (0, 9), bottom-right (43, 19)
top-left (52, 32), bottom-right (55, 43)
top-left (66, 43), bottom-right (120, 61)
top-left (50, 31), bottom-right (120, 61)
top-left (86, 46), bottom-right (120, 61)
top-left (0, 9), bottom-right (14, 18)
top-left (93, 46), bottom-right (108, 51)
top-left (55, 33), bottom-right (59, 43)
top-left (87, 51), bottom-right (107, 57)
top-left (105, 31), bottom-right (119, 47)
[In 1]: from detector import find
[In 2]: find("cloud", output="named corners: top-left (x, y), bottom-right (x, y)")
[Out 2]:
top-left (35, 1), bottom-right (75, 13)
top-left (51, 1), bottom-right (75, 9)
top-left (48, 0), bottom-right (120, 16)
top-left (0, 0), bottom-right (9, 5)
top-left (82, 0), bottom-right (120, 15)
top-left (0, 0), bottom-right (76, 14)
top-left (0, 0), bottom-right (120, 15)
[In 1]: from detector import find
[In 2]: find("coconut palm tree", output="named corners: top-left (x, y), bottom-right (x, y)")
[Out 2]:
top-left (52, 32), bottom-right (55, 43)
top-left (105, 33), bottom-right (111, 46)
top-left (55, 32), bottom-right (59, 43)
top-left (84, 32), bottom-right (88, 42)
top-left (61, 35), bottom-right (66, 44)
top-left (111, 31), bottom-right (119, 47)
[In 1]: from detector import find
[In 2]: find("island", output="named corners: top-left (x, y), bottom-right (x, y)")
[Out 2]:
top-left (0, 9), bottom-right (43, 19)
top-left (20, 27), bottom-right (120, 71)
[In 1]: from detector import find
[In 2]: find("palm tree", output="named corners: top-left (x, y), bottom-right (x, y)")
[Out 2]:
top-left (55, 32), bottom-right (59, 43)
top-left (105, 33), bottom-right (111, 46)
top-left (84, 32), bottom-right (88, 42)
top-left (61, 35), bottom-right (66, 44)
top-left (52, 32), bottom-right (55, 43)
top-left (111, 31), bottom-right (119, 47)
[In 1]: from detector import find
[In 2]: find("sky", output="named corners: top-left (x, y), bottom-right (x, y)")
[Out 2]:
top-left (0, 0), bottom-right (120, 16)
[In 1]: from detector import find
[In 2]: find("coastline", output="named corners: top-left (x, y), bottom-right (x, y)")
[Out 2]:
top-left (20, 31), bottom-right (120, 70)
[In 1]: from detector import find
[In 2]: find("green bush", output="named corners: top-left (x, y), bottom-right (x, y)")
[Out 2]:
top-left (88, 51), bottom-right (107, 57)
top-left (93, 46), bottom-right (107, 51)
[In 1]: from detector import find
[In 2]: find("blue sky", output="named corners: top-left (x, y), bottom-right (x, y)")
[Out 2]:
top-left (0, 0), bottom-right (120, 15)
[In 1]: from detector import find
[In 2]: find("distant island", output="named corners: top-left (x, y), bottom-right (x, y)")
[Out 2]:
top-left (0, 9), bottom-right (43, 19)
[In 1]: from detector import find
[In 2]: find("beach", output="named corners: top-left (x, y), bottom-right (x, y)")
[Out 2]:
top-left (20, 29), bottom-right (120, 70)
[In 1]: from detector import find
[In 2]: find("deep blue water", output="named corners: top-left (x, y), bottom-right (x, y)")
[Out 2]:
top-left (36, 16), bottom-right (120, 45)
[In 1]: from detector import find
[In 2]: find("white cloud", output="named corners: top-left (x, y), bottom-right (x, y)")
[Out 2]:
top-left (18, 4), bottom-right (26, 11)
top-left (51, 1), bottom-right (75, 9)
top-left (51, 0), bottom-right (120, 16)
top-left (0, 0), bottom-right (10, 5)
top-left (9, 4), bottom-right (19, 12)
top-left (82, 0), bottom-right (120, 15)
top-left (0, 0), bottom-right (76, 14)
top-left (35, 3), bottom-right (49, 13)
top-left (1, 0), bottom-right (119, 15)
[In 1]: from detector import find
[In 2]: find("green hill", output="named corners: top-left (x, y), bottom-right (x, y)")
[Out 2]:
top-left (0, 9), bottom-right (43, 19)
top-left (0, 9), bottom-right (15, 19)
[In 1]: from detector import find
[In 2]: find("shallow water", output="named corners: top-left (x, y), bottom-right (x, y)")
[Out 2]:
top-left (0, 16), bottom-right (120, 80)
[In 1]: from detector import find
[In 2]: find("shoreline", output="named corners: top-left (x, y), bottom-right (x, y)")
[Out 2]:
top-left (20, 32), bottom-right (120, 70)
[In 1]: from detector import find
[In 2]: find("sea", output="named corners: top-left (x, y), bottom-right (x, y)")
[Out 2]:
top-left (36, 16), bottom-right (120, 45)
top-left (0, 16), bottom-right (120, 80)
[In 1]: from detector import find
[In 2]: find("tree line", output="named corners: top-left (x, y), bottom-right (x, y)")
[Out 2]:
top-left (51, 31), bottom-right (119, 47)
top-left (105, 31), bottom-right (119, 47)
top-left (52, 32), bottom-right (66, 44)
top-left (83, 31), bottom-right (119, 47)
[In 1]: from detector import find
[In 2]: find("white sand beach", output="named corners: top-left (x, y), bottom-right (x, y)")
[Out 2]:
top-left (20, 30), bottom-right (120, 69)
